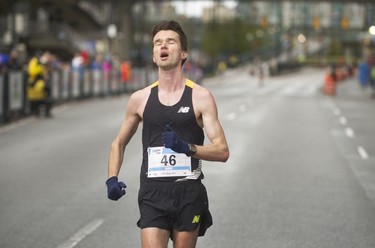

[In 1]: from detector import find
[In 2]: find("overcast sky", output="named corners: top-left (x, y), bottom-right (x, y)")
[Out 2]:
top-left (170, 1), bottom-right (237, 17)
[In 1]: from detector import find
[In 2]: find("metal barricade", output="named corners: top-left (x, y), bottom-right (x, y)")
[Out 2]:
top-left (110, 69), bottom-right (120, 94)
top-left (0, 74), bottom-right (4, 122)
top-left (83, 70), bottom-right (91, 98)
top-left (0, 65), bottom-right (156, 124)
top-left (61, 67), bottom-right (70, 101)
top-left (8, 71), bottom-right (25, 114)
top-left (92, 70), bottom-right (102, 97)
top-left (71, 69), bottom-right (82, 99)
top-left (103, 70), bottom-right (110, 96)
top-left (51, 70), bottom-right (61, 102)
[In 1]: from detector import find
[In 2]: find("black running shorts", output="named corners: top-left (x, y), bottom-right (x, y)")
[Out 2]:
top-left (137, 181), bottom-right (213, 236)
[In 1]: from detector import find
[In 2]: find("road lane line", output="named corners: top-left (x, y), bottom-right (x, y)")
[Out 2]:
top-left (339, 116), bottom-right (347, 125)
top-left (357, 146), bottom-right (369, 160)
top-left (345, 127), bottom-right (354, 138)
top-left (226, 112), bottom-right (237, 121)
top-left (56, 218), bottom-right (104, 248)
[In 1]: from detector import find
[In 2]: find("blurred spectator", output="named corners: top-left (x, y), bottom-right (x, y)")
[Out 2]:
top-left (369, 54), bottom-right (375, 97)
top-left (370, 67), bottom-right (375, 98)
top-left (228, 55), bottom-right (239, 68)
top-left (40, 51), bottom-right (54, 117)
top-left (257, 61), bottom-right (265, 87)
top-left (0, 52), bottom-right (9, 74)
top-left (329, 64), bottom-right (337, 82)
top-left (7, 49), bottom-right (23, 71)
top-left (49, 53), bottom-right (61, 70)
top-left (121, 60), bottom-right (131, 84)
top-left (217, 61), bottom-right (226, 75)
top-left (91, 53), bottom-right (104, 70)
top-left (71, 52), bottom-right (84, 71)
top-left (358, 60), bottom-right (369, 88)
top-left (27, 70), bottom-right (47, 117)
top-left (111, 54), bottom-right (122, 72)
top-left (183, 61), bottom-right (203, 84)
top-left (103, 54), bottom-right (112, 73)
top-left (103, 54), bottom-right (112, 83)
top-left (80, 50), bottom-right (89, 67)
top-left (27, 52), bottom-right (53, 117)
top-left (28, 54), bottom-right (44, 81)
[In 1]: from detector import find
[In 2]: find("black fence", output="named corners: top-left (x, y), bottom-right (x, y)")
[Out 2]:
top-left (0, 67), bottom-right (157, 124)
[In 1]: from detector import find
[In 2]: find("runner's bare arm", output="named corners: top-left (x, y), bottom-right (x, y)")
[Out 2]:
top-left (193, 86), bottom-right (229, 162)
top-left (107, 91), bottom-right (144, 178)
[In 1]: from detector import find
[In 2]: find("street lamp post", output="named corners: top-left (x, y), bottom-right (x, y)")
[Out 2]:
top-left (107, 24), bottom-right (117, 53)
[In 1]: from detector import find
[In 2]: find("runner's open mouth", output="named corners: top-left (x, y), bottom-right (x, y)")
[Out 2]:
top-left (161, 52), bottom-right (168, 58)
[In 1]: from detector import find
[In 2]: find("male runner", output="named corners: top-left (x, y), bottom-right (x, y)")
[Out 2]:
top-left (106, 20), bottom-right (229, 248)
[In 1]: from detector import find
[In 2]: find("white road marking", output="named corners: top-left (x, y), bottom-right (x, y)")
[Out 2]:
top-left (282, 85), bottom-right (298, 95)
top-left (339, 116), bottom-right (347, 125)
top-left (357, 146), bottom-right (369, 160)
top-left (226, 112), bottom-right (237, 121)
top-left (300, 84), bottom-right (320, 96)
top-left (345, 127), bottom-right (354, 138)
top-left (56, 219), bottom-right (104, 248)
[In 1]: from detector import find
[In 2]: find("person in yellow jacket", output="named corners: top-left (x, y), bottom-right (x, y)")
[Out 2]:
top-left (27, 72), bottom-right (46, 116)
top-left (28, 56), bottom-right (44, 79)
top-left (27, 53), bottom-right (53, 117)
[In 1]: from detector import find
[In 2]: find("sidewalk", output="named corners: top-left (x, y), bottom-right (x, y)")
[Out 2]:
top-left (335, 76), bottom-right (375, 101)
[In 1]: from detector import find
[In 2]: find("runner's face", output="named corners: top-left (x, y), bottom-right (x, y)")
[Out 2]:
top-left (153, 30), bottom-right (187, 70)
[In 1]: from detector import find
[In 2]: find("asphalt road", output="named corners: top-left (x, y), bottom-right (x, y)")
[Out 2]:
top-left (1, 66), bottom-right (375, 248)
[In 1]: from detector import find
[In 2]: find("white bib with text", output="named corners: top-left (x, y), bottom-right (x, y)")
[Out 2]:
top-left (147, 146), bottom-right (193, 178)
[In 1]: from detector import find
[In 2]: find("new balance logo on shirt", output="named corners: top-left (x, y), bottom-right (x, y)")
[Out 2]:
top-left (177, 107), bottom-right (190, 113)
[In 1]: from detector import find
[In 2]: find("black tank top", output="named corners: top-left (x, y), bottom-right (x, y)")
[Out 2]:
top-left (141, 79), bottom-right (204, 185)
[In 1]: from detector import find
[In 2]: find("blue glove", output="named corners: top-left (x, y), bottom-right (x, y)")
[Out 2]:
top-left (106, 176), bottom-right (127, 201)
top-left (162, 125), bottom-right (190, 156)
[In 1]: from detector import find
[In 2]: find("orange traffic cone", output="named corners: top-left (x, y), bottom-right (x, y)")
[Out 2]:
top-left (324, 73), bottom-right (336, 95)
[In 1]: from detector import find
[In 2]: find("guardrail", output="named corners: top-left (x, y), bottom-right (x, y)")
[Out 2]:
top-left (0, 67), bottom-right (157, 124)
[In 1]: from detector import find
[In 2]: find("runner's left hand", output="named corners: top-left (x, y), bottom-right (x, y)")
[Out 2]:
top-left (162, 125), bottom-right (190, 156)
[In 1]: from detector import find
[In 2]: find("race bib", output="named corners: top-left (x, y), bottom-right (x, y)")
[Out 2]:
top-left (147, 146), bottom-right (193, 178)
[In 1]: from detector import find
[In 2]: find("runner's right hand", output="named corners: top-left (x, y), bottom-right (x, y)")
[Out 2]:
top-left (106, 176), bottom-right (127, 201)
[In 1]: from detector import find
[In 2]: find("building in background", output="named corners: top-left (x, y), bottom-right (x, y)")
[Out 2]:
top-left (0, 0), bottom-right (374, 65)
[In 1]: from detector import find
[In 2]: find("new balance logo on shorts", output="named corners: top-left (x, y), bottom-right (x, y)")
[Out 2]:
top-left (177, 107), bottom-right (190, 113)
top-left (192, 215), bottom-right (200, 224)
